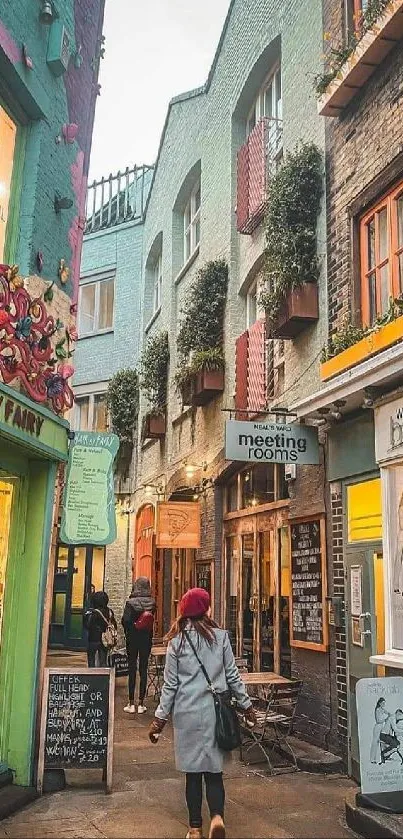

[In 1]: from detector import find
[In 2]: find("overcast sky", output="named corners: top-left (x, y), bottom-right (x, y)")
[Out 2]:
top-left (89, 0), bottom-right (230, 181)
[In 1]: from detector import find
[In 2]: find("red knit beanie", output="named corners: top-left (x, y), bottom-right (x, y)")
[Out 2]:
top-left (179, 587), bottom-right (210, 619)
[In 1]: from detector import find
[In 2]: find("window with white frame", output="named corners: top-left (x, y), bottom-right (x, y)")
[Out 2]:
top-left (247, 65), bottom-right (282, 136)
top-left (75, 394), bottom-right (108, 432)
top-left (78, 275), bottom-right (115, 336)
top-left (246, 281), bottom-right (258, 328)
top-left (153, 252), bottom-right (162, 313)
top-left (184, 181), bottom-right (201, 263)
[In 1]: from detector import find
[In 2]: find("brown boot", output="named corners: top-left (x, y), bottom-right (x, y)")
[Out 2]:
top-left (209, 815), bottom-right (225, 839)
top-left (186, 830), bottom-right (203, 839)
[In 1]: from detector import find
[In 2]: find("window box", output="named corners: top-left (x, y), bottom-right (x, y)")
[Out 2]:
top-left (267, 283), bottom-right (319, 339)
top-left (318, 0), bottom-right (403, 117)
top-left (320, 315), bottom-right (403, 381)
top-left (142, 411), bottom-right (166, 440)
top-left (192, 366), bottom-right (225, 406)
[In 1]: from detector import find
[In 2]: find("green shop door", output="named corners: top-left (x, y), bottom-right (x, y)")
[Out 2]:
top-left (49, 544), bottom-right (105, 649)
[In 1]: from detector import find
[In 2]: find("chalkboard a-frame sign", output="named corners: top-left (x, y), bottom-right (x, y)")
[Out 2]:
top-left (290, 517), bottom-right (328, 653)
top-left (37, 668), bottom-right (115, 794)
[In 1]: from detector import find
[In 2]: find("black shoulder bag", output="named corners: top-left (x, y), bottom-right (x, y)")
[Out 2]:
top-left (184, 630), bottom-right (241, 752)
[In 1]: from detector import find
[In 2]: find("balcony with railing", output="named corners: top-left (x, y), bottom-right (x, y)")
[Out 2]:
top-left (85, 165), bottom-right (153, 234)
top-left (236, 117), bottom-right (283, 235)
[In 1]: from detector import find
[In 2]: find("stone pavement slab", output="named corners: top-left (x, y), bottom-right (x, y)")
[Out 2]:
top-left (1, 660), bottom-right (359, 838)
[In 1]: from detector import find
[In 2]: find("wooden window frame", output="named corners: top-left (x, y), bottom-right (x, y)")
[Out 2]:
top-left (360, 180), bottom-right (403, 326)
top-left (74, 392), bottom-right (108, 432)
top-left (153, 252), bottom-right (162, 313)
top-left (183, 181), bottom-right (201, 263)
top-left (246, 63), bottom-right (282, 139)
top-left (78, 274), bottom-right (115, 336)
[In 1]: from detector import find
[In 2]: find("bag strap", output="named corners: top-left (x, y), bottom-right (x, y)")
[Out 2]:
top-left (94, 608), bottom-right (110, 627)
top-left (184, 630), bottom-right (215, 692)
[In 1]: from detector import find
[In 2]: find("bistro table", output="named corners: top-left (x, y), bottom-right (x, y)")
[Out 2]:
top-left (148, 645), bottom-right (167, 701)
top-left (240, 672), bottom-right (291, 686)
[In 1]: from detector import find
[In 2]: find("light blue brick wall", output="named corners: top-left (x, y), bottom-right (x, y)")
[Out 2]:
top-left (74, 220), bottom-right (145, 386)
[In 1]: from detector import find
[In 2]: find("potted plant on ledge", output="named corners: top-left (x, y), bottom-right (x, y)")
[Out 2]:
top-left (260, 143), bottom-right (323, 339)
top-left (174, 259), bottom-right (228, 408)
top-left (140, 331), bottom-right (169, 441)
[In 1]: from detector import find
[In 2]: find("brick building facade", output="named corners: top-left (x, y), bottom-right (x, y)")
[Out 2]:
top-left (294, 0), bottom-right (403, 775)
top-left (0, 0), bottom-right (104, 786)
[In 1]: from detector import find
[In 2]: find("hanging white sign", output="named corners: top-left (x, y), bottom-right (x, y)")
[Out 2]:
top-left (225, 420), bottom-right (319, 465)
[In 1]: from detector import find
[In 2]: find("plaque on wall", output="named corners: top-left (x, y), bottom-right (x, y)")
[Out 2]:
top-left (290, 518), bottom-right (328, 652)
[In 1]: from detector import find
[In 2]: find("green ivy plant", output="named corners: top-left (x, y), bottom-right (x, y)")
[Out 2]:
top-left (175, 259), bottom-right (228, 400)
top-left (259, 143), bottom-right (323, 327)
top-left (321, 296), bottom-right (403, 361)
top-left (140, 331), bottom-right (169, 413)
top-left (106, 368), bottom-right (139, 443)
top-left (314, 0), bottom-right (390, 97)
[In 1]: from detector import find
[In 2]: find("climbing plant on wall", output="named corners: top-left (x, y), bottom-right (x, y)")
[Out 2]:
top-left (106, 368), bottom-right (139, 443)
top-left (175, 259), bottom-right (228, 398)
top-left (259, 143), bottom-right (323, 326)
top-left (140, 331), bottom-right (169, 412)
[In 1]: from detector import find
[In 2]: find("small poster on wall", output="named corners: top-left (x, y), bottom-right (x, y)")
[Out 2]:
top-left (357, 677), bottom-right (403, 796)
top-left (290, 518), bottom-right (328, 652)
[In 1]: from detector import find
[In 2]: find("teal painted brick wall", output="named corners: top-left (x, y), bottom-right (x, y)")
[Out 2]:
top-left (0, 0), bottom-right (105, 297)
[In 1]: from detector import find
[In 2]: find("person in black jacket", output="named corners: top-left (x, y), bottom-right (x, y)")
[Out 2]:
top-left (122, 577), bottom-right (156, 714)
top-left (85, 590), bottom-right (117, 668)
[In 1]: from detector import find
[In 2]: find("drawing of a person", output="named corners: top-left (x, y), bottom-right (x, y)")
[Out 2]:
top-left (370, 697), bottom-right (390, 764)
top-left (393, 492), bottom-right (403, 595)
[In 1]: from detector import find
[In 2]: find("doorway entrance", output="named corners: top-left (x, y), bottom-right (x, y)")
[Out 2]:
top-left (225, 512), bottom-right (290, 674)
top-left (0, 476), bottom-right (17, 647)
top-left (49, 544), bottom-right (105, 649)
top-left (345, 476), bottom-right (384, 781)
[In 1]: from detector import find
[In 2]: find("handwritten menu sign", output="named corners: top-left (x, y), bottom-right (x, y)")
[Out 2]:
top-left (60, 432), bottom-right (119, 545)
top-left (290, 519), bottom-right (327, 652)
top-left (37, 668), bottom-right (115, 794)
top-left (109, 649), bottom-right (129, 677)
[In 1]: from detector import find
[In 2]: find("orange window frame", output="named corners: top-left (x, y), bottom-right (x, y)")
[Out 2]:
top-left (360, 181), bottom-right (403, 327)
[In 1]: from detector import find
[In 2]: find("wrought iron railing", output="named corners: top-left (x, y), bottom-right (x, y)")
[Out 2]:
top-left (236, 117), bottom-right (283, 234)
top-left (85, 165), bottom-right (153, 234)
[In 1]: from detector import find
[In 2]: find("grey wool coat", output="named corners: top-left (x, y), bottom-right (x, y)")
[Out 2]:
top-left (155, 627), bottom-right (251, 773)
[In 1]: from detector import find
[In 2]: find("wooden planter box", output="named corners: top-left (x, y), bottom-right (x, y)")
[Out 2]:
top-left (192, 367), bottom-right (225, 406)
top-left (318, 0), bottom-right (403, 117)
top-left (320, 316), bottom-right (403, 381)
top-left (267, 283), bottom-right (319, 339)
top-left (143, 412), bottom-right (166, 440)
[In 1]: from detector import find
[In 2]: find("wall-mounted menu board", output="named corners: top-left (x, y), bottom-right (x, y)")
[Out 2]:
top-left (290, 518), bottom-right (328, 652)
top-left (37, 668), bottom-right (115, 794)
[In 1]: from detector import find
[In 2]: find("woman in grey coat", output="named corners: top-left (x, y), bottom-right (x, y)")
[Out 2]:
top-left (149, 587), bottom-right (256, 839)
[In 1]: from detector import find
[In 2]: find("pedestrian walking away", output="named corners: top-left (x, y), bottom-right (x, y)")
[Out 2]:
top-left (122, 576), bottom-right (156, 714)
top-left (84, 590), bottom-right (117, 668)
top-left (148, 587), bottom-right (256, 839)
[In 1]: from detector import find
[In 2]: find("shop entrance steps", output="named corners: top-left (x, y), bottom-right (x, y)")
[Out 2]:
top-left (0, 777), bottom-right (37, 821)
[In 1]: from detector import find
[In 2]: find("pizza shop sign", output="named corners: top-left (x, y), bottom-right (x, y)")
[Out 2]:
top-left (225, 420), bottom-right (319, 465)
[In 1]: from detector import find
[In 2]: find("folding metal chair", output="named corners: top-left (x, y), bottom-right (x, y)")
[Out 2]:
top-left (239, 680), bottom-right (302, 774)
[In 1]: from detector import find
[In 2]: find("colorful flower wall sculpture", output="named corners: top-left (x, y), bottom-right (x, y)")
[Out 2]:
top-left (0, 265), bottom-right (75, 414)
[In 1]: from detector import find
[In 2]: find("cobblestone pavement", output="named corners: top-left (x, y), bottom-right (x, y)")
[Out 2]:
top-left (0, 658), bottom-right (358, 839)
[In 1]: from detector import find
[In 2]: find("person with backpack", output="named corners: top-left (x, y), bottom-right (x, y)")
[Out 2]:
top-left (122, 576), bottom-right (156, 714)
top-left (148, 587), bottom-right (256, 839)
top-left (85, 590), bottom-right (117, 667)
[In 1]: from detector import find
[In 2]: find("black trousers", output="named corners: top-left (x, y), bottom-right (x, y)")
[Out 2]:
top-left (126, 636), bottom-right (151, 703)
top-left (87, 644), bottom-right (107, 667)
top-left (185, 772), bottom-right (225, 828)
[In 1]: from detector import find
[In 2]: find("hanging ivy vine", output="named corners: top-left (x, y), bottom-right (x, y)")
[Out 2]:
top-left (106, 368), bottom-right (139, 443)
top-left (140, 330), bottom-right (169, 413)
top-left (175, 259), bottom-right (228, 398)
top-left (259, 143), bottom-right (323, 326)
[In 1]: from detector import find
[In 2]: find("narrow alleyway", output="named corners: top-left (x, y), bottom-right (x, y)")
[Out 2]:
top-left (0, 655), bottom-right (358, 839)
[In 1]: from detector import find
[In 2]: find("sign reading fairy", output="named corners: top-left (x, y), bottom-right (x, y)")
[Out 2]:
top-left (60, 431), bottom-right (119, 545)
top-left (356, 677), bottom-right (403, 795)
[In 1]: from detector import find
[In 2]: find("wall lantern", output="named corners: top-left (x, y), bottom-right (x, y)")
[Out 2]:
top-left (47, 19), bottom-right (70, 76)
top-left (39, 1), bottom-right (55, 25)
top-left (54, 192), bottom-right (73, 213)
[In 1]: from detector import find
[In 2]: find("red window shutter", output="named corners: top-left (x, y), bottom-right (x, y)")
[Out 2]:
top-left (236, 140), bottom-right (249, 233)
top-left (235, 330), bottom-right (249, 416)
top-left (248, 119), bottom-right (267, 220)
top-left (247, 319), bottom-right (267, 413)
